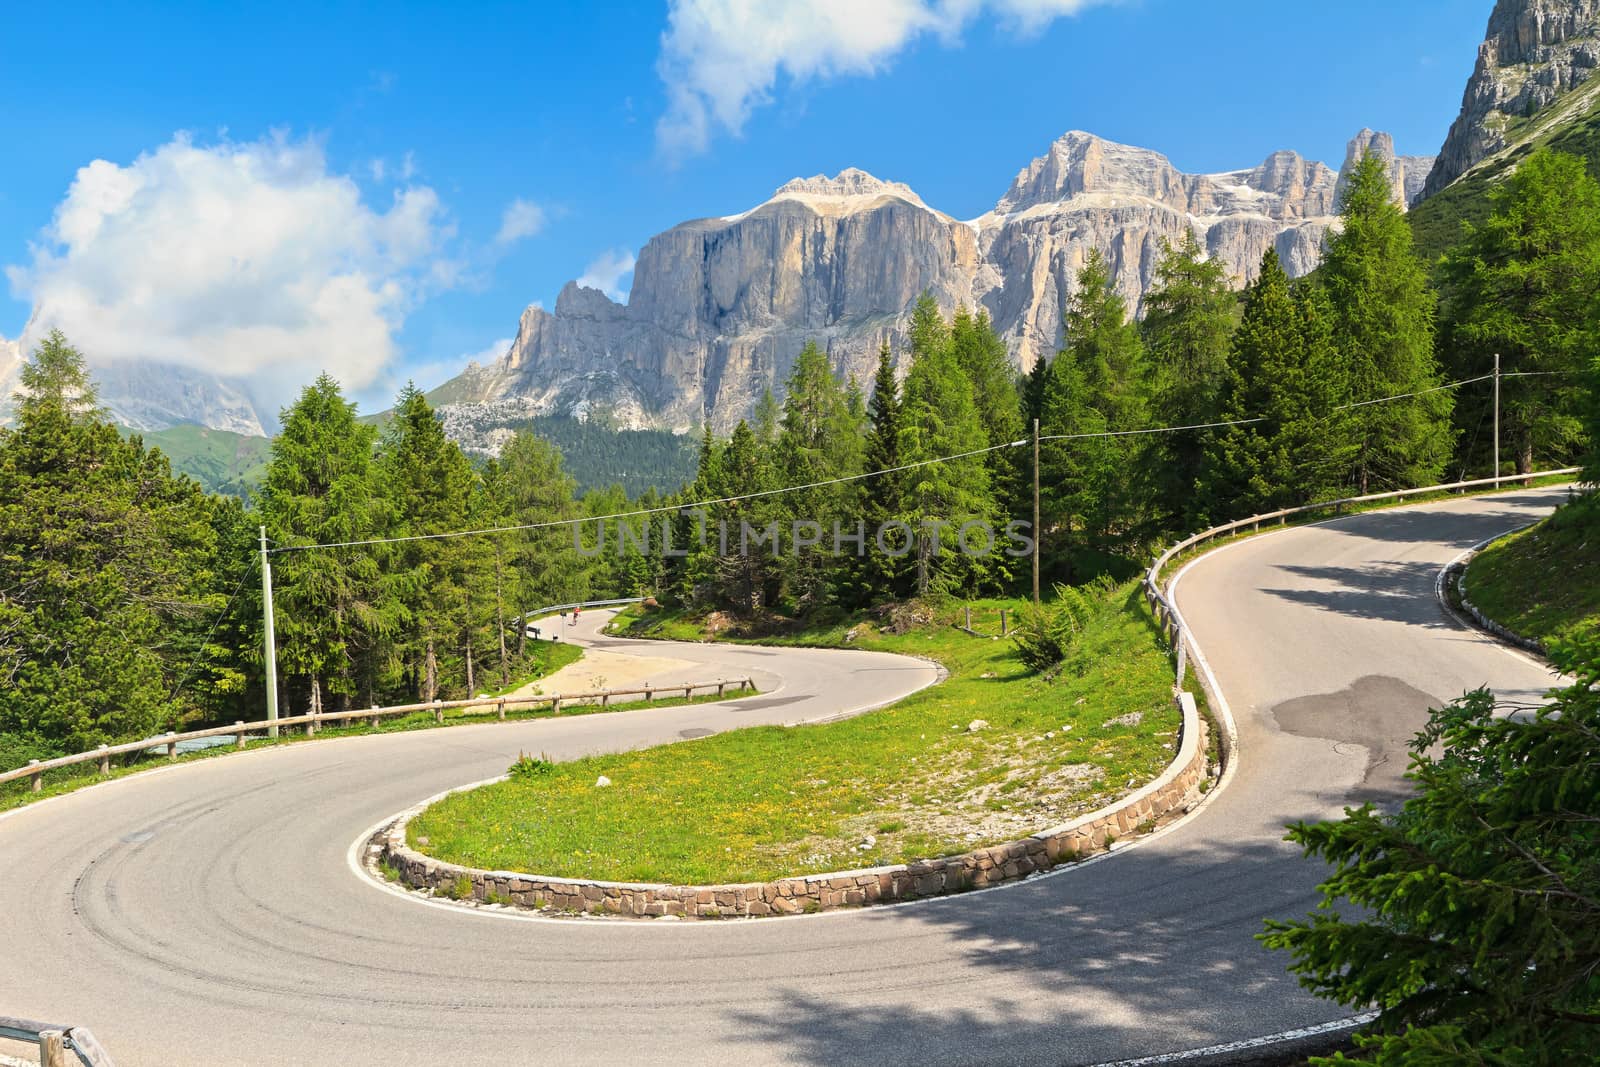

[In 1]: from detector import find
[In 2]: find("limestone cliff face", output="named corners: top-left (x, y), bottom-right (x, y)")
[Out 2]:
top-left (441, 131), bottom-right (1424, 436)
top-left (1424, 0), bottom-right (1600, 196)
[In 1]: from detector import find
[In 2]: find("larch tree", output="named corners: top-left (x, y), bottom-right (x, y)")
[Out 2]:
top-left (1439, 148), bottom-right (1600, 476)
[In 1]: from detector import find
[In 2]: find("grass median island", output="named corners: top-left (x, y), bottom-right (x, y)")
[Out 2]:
top-left (405, 583), bottom-right (1181, 886)
top-left (1464, 495), bottom-right (1600, 647)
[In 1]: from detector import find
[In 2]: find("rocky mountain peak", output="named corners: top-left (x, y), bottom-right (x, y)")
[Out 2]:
top-left (1337, 128), bottom-right (1436, 208)
top-left (773, 167), bottom-right (918, 202)
top-left (1424, 0), bottom-right (1600, 196)
top-left (993, 131), bottom-right (1185, 214)
top-left (435, 121), bottom-right (1440, 440)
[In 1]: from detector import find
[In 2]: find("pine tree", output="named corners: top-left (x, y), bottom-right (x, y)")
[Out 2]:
top-left (493, 431), bottom-right (586, 671)
top-left (0, 332), bottom-right (223, 753)
top-left (951, 306), bottom-right (1025, 524)
top-left (1322, 152), bottom-right (1452, 492)
top-left (376, 384), bottom-right (477, 703)
top-left (1261, 638), bottom-right (1600, 1064)
top-left (713, 421), bottom-right (780, 611)
top-left (1143, 231), bottom-right (1237, 531)
top-left (775, 341), bottom-right (863, 611)
top-left (897, 322), bottom-right (993, 596)
top-left (1207, 250), bottom-right (1353, 517)
top-left (1040, 250), bottom-right (1153, 563)
top-left (1021, 352), bottom-right (1051, 430)
top-left (863, 341), bottom-right (906, 600)
top-left (259, 373), bottom-right (383, 714)
top-left (752, 388), bottom-right (781, 446)
top-left (1440, 148), bottom-right (1600, 476)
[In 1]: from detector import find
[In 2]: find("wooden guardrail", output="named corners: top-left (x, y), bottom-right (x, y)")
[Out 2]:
top-left (0, 1014), bottom-right (115, 1067)
top-left (0, 677), bottom-right (755, 794)
top-left (1142, 468), bottom-right (1584, 659)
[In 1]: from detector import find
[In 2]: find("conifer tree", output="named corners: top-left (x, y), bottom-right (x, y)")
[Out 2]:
top-left (951, 306), bottom-right (1025, 527)
top-left (1262, 638), bottom-right (1600, 1064)
top-left (494, 431), bottom-right (586, 668)
top-left (1040, 250), bottom-right (1152, 561)
top-left (713, 421), bottom-right (780, 610)
top-left (1321, 153), bottom-right (1452, 491)
top-left (0, 332), bottom-right (222, 752)
top-left (1143, 232), bottom-right (1237, 530)
top-left (1440, 148), bottom-right (1600, 476)
top-left (377, 384), bottom-right (477, 703)
top-left (864, 341), bottom-right (906, 599)
top-left (1207, 251), bottom-right (1354, 518)
top-left (897, 322), bottom-right (993, 596)
top-left (260, 373), bottom-right (383, 713)
top-left (775, 342), bottom-right (863, 610)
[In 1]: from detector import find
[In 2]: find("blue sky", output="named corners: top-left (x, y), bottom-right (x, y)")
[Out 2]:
top-left (0, 0), bottom-right (1491, 413)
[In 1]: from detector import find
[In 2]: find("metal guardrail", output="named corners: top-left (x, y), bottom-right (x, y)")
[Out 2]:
top-left (0, 1015), bottom-right (114, 1066)
top-left (0, 676), bottom-right (755, 794)
top-left (1142, 468), bottom-right (1584, 656)
top-left (516, 597), bottom-right (645, 627)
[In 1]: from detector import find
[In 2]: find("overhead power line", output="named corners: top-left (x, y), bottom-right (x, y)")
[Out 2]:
top-left (270, 372), bottom-right (1504, 555)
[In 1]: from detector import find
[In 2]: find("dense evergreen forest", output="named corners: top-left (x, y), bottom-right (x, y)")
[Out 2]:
top-left (2, 152), bottom-right (1596, 768)
top-left (504, 415), bottom-right (698, 497)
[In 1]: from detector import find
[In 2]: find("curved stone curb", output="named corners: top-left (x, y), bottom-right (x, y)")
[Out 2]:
top-left (1443, 527), bottom-right (1549, 658)
top-left (379, 690), bottom-right (1209, 919)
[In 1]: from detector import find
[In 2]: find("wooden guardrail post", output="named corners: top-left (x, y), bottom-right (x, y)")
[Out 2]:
top-left (716, 681), bottom-right (726, 698)
top-left (370, 706), bottom-right (380, 730)
top-left (644, 685), bottom-right (653, 702)
top-left (166, 732), bottom-right (178, 761)
top-left (97, 746), bottom-right (109, 777)
top-left (496, 699), bottom-right (506, 721)
top-left (683, 684), bottom-right (692, 700)
top-left (600, 691), bottom-right (609, 707)
top-left (28, 759), bottom-right (41, 792)
top-left (433, 699), bottom-right (444, 725)
top-left (235, 722), bottom-right (246, 749)
top-left (551, 696), bottom-right (561, 714)
top-left (38, 1029), bottom-right (70, 1067)
top-left (306, 710), bottom-right (317, 737)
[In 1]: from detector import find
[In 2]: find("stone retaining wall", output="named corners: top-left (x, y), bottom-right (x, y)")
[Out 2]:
top-left (381, 691), bottom-right (1210, 919)
top-left (1448, 537), bottom-right (1550, 658)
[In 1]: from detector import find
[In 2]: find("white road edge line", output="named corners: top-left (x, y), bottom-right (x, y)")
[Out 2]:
top-left (348, 564), bottom-right (1260, 929)
top-left (1084, 1011), bottom-right (1379, 1066)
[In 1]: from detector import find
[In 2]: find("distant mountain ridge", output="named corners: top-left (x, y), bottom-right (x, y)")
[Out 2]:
top-left (1424, 0), bottom-right (1600, 197)
top-left (436, 127), bottom-right (1431, 437)
top-left (1411, 0), bottom-right (1600, 263)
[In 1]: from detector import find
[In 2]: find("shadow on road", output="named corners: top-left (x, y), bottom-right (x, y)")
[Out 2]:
top-left (720, 824), bottom-right (1355, 1066)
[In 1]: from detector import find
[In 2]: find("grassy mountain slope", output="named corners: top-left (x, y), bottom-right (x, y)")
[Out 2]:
top-left (134, 424), bottom-right (272, 498)
top-left (1410, 79), bottom-right (1600, 265)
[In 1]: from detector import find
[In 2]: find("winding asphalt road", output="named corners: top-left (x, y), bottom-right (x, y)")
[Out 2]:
top-left (0, 487), bottom-right (1572, 1066)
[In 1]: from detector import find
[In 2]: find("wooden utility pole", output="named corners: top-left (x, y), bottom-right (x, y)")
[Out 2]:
top-left (260, 526), bottom-right (279, 739)
top-left (1032, 417), bottom-right (1041, 606)
top-left (1492, 352), bottom-right (1501, 487)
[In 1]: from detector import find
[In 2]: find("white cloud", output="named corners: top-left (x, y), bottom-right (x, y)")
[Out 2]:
top-left (656, 0), bottom-right (1106, 156)
top-left (6, 132), bottom-right (454, 400)
top-left (495, 198), bottom-right (546, 245)
top-left (577, 249), bottom-right (636, 303)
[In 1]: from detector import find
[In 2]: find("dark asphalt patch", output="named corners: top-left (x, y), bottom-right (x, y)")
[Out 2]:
top-left (1272, 675), bottom-right (1444, 803)
top-left (723, 695), bottom-right (809, 712)
top-left (678, 728), bottom-right (715, 739)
